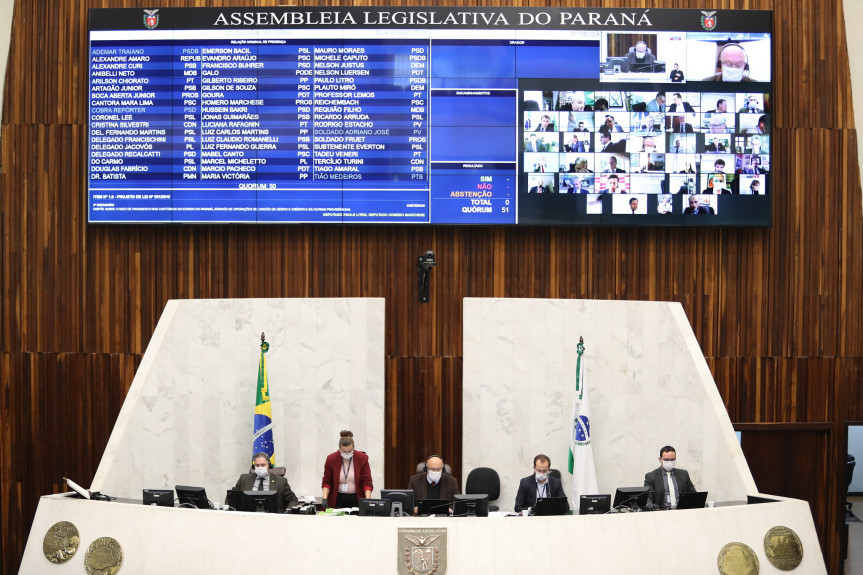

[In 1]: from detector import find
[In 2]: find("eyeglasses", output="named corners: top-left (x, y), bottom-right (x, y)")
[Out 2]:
top-left (661, 458), bottom-right (677, 462)
top-left (427, 466), bottom-right (444, 472)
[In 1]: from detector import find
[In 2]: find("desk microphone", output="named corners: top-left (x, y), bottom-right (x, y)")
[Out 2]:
top-left (423, 502), bottom-right (452, 516)
top-left (613, 495), bottom-right (642, 512)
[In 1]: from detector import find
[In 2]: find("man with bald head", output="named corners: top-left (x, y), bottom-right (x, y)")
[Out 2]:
top-left (703, 43), bottom-right (757, 82)
top-left (408, 455), bottom-right (461, 513)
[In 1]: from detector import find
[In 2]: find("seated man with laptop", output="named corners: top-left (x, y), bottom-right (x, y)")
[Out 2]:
top-left (644, 445), bottom-right (699, 510)
top-left (514, 454), bottom-right (569, 515)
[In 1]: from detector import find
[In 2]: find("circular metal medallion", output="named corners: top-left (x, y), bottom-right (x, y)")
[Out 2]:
top-left (84, 536), bottom-right (123, 575)
top-left (764, 525), bottom-right (803, 570)
top-left (718, 542), bottom-right (759, 575)
top-left (42, 521), bottom-right (80, 564)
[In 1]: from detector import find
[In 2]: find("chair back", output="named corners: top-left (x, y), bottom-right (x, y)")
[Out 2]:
top-left (415, 461), bottom-right (452, 475)
top-left (465, 467), bottom-right (501, 502)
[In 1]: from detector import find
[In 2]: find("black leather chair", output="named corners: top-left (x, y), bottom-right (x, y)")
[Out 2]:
top-left (548, 468), bottom-right (562, 481)
top-left (465, 467), bottom-right (501, 512)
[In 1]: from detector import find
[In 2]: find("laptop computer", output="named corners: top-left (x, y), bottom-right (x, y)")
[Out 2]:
top-left (677, 491), bottom-right (708, 510)
top-left (417, 498), bottom-right (450, 516)
top-left (533, 496), bottom-right (568, 516)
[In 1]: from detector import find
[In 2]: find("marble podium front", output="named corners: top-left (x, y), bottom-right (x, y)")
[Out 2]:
top-left (19, 494), bottom-right (825, 574)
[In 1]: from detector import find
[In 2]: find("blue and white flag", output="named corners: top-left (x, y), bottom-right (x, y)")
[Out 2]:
top-left (568, 337), bottom-right (598, 509)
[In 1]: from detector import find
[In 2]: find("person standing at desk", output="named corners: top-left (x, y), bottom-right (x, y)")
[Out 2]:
top-left (322, 430), bottom-right (373, 509)
top-left (644, 445), bottom-right (696, 509)
top-left (234, 452), bottom-right (299, 513)
top-left (514, 454), bottom-right (569, 514)
top-left (408, 455), bottom-right (461, 514)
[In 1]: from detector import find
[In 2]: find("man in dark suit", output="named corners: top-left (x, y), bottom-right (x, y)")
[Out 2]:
top-left (524, 134), bottom-right (543, 153)
top-left (514, 454), bottom-right (569, 513)
top-left (598, 132), bottom-right (627, 154)
top-left (683, 195), bottom-right (714, 215)
top-left (667, 93), bottom-right (695, 113)
top-left (408, 455), bottom-right (461, 514)
top-left (671, 115), bottom-right (694, 133)
top-left (534, 114), bottom-right (553, 132)
top-left (234, 452), bottom-right (299, 513)
top-left (644, 446), bottom-right (697, 509)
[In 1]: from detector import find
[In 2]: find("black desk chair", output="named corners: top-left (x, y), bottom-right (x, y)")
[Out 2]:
top-left (548, 469), bottom-right (562, 481)
top-left (465, 467), bottom-right (501, 512)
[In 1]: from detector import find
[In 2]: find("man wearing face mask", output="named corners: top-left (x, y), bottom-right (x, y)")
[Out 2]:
top-left (514, 454), bottom-right (569, 514)
top-left (322, 430), bottom-right (374, 509)
top-left (234, 452), bottom-right (299, 513)
top-left (408, 455), bottom-right (461, 513)
top-left (626, 40), bottom-right (656, 71)
top-left (644, 446), bottom-right (696, 510)
top-left (703, 43), bottom-right (757, 82)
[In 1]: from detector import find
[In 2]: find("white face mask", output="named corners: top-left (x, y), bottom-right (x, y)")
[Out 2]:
top-left (636, 50), bottom-right (646, 59)
top-left (535, 472), bottom-right (548, 482)
top-left (340, 450), bottom-right (354, 460)
top-left (427, 470), bottom-right (442, 483)
top-left (721, 65), bottom-right (745, 82)
top-left (254, 466), bottom-right (269, 478)
top-left (661, 460), bottom-right (676, 472)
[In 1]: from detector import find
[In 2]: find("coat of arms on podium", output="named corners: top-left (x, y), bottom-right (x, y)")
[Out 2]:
top-left (398, 528), bottom-right (447, 575)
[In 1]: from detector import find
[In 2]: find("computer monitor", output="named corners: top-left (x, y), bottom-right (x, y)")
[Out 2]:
top-left (358, 498), bottom-right (392, 517)
top-left (579, 494), bottom-right (611, 515)
top-left (225, 488), bottom-right (243, 511)
top-left (417, 498), bottom-right (450, 516)
top-left (533, 496), bottom-right (568, 516)
top-left (604, 57), bottom-right (629, 74)
top-left (242, 490), bottom-right (277, 513)
top-left (143, 488), bottom-right (174, 507)
top-left (612, 486), bottom-right (649, 510)
top-left (175, 485), bottom-right (211, 509)
top-left (452, 493), bottom-right (489, 517)
top-left (677, 491), bottom-right (708, 510)
top-left (380, 489), bottom-right (415, 516)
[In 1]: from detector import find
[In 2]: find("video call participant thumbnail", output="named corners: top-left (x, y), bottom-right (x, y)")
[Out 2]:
top-left (683, 195), bottom-right (715, 215)
top-left (527, 175), bottom-right (555, 194)
top-left (597, 132), bottom-right (627, 154)
top-left (703, 43), bottom-right (756, 82)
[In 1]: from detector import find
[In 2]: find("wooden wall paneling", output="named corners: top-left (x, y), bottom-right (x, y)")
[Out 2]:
top-left (738, 425), bottom-right (833, 562)
top-left (2, 0), bottom-right (863, 573)
top-left (385, 356), bottom-right (462, 490)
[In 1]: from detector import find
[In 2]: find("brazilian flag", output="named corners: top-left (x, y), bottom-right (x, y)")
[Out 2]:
top-left (253, 339), bottom-right (274, 465)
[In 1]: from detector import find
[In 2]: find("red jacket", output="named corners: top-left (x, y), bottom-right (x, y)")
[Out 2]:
top-left (321, 450), bottom-right (373, 508)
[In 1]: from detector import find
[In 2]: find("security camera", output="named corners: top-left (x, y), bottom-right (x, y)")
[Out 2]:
top-left (418, 250), bottom-right (436, 269)
top-left (416, 250), bottom-right (436, 303)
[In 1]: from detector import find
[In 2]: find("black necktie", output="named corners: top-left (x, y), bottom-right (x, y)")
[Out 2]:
top-left (258, 477), bottom-right (265, 490)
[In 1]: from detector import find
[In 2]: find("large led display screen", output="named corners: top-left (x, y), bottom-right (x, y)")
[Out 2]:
top-left (88, 7), bottom-right (772, 225)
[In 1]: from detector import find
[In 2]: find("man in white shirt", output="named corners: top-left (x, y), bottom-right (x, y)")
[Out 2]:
top-left (644, 446), bottom-right (696, 510)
